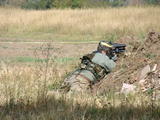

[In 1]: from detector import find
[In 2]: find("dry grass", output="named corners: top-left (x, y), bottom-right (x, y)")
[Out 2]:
top-left (0, 61), bottom-right (160, 120)
top-left (0, 39), bottom-right (160, 119)
top-left (0, 7), bottom-right (160, 119)
top-left (0, 7), bottom-right (160, 41)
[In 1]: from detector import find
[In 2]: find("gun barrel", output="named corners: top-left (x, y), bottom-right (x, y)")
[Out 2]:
top-left (112, 43), bottom-right (126, 48)
top-left (111, 43), bottom-right (126, 53)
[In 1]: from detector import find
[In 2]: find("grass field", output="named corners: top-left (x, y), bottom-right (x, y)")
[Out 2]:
top-left (0, 7), bottom-right (160, 120)
top-left (0, 7), bottom-right (160, 42)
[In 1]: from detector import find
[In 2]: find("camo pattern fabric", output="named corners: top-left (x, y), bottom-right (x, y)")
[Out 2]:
top-left (61, 73), bottom-right (91, 94)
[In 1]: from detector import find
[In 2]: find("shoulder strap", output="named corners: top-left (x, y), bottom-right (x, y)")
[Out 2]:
top-left (80, 52), bottom-right (108, 81)
top-left (80, 52), bottom-right (95, 65)
top-left (82, 52), bottom-right (95, 61)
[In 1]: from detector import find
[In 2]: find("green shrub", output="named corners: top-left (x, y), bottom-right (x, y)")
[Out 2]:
top-left (22, 0), bottom-right (53, 9)
top-left (52, 0), bottom-right (83, 8)
top-left (109, 0), bottom-right (125, 7)
top-left (1, 0), bottom-right (160, 9)
top-left (71, 0), bottom-right (83, 8)
top-left (145, 0), bottom-right (160, 5)
top-left (22, 0), bottom-right (120, 9)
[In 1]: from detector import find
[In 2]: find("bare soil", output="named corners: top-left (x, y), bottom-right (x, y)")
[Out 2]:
top-left (0, 42), bottom-right (97, 58)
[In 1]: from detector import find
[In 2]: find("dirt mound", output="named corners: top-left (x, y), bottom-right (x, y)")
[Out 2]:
top-left (138, 64), bottom-right (160, 93)
top-left (95, 32), bottom-right (160, 94)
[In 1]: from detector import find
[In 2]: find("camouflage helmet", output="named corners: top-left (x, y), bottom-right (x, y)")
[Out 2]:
top-left (97, 41), bottom-right (113, 52)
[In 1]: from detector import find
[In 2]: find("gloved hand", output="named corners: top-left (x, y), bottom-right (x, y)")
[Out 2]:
top-left (111, 54), bottom-right (117, 62)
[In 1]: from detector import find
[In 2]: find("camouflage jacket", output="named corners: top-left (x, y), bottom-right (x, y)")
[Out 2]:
top-left (79, 52), bottom-right (116, 83)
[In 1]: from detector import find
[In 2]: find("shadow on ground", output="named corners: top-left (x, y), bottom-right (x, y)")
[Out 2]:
top-left (0, 94), bottom-right (160, 120)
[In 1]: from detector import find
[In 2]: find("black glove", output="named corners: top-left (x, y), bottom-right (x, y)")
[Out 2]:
top-left (111, 54), bottom-right (117, 62)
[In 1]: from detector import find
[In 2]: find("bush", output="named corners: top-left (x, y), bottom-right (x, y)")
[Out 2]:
top-left (0, 0), bottom-right (25, 7)
top-left (22, 0), bottom-right (124, 9)
top-left (71, 0), bottom-right (83, 8)
top-left (22, 0), bottom-right (53, 9)
top-left (52, 0), bottom-right (83, 8)
top-left (1, 0), bottom-right (160, 9)
top-left (145, 0), bottom-right (160, 5)
top-left (109, 0), bottom-right (125, 7)
top-left (23, 0), bottom-right (79, 9)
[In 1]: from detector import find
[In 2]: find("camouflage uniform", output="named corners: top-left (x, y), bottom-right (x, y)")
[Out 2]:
top-left (61, 52), bottom-right (116, 94)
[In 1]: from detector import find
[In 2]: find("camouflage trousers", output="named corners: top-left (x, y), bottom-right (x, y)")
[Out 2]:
top-left (61, 73), bottom-right (92, 94)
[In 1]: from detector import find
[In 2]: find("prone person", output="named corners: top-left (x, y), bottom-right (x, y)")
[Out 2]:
top-left (60, 41), bottom-right (126, 94)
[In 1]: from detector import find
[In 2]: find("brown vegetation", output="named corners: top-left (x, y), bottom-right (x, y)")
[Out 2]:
top-left (0, 7), bottom-right (160, 119)
top-left (0, 7), bottom-right (160, 42)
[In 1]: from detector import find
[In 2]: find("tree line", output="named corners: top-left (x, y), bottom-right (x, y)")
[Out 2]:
top-left (0, 0), bottom-right (159, 9)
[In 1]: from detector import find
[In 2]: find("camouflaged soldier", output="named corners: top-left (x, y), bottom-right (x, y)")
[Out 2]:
top-left (61, 41), bottom-right (117, 94)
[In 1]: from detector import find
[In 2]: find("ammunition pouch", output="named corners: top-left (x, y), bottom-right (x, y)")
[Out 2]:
top-left (80, 53), bottom-right (108, 81)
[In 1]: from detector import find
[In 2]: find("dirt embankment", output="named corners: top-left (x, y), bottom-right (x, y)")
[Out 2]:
top-left (95, 32), bottom-right (160, 94)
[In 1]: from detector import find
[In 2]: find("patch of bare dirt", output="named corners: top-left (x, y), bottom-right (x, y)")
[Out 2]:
top-left (0, 42), bottom-right (97, 59)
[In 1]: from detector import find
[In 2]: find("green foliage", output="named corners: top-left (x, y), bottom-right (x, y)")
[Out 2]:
top-left (1, 0), bottom-right (160, 9)
top-left (13, 0), bottom-right (126, 9)
top-left (52, 0), bottom-right (84, 8)
top-left (22, 0), bottom-right (54, 9)
top-left (22, 0), bottom-right (82, 9)
top-left (146, 88), bottom-right (154, 95)
top-left (109, 0), bottom-right (125, 7)
top-left (0, 0), bottom-right (7, 6)
top-left (145, 0), bottom-right (160, 5)
top-left (72, 0), bottom-right (83, 8)
top-left (0, 0), bottom-right (25, 7)
top-left (145, 53), bottom-right (156, 59)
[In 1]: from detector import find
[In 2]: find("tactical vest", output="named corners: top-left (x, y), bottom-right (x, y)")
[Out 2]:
top-left (80, 53), bottom-right (108, 81)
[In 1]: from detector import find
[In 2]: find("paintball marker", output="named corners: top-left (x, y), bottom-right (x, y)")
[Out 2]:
top-left (108, 42), bottom-right (126, 59)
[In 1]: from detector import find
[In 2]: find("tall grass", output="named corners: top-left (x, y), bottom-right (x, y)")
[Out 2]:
top-left (0, 7), bottom-right (160, 41)
top-left (0, 41), bottom-right (159, 119)
top-left (0, 61), bottom-right (160, 120)
top-left (0, 7), bottom-right (160, 119)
